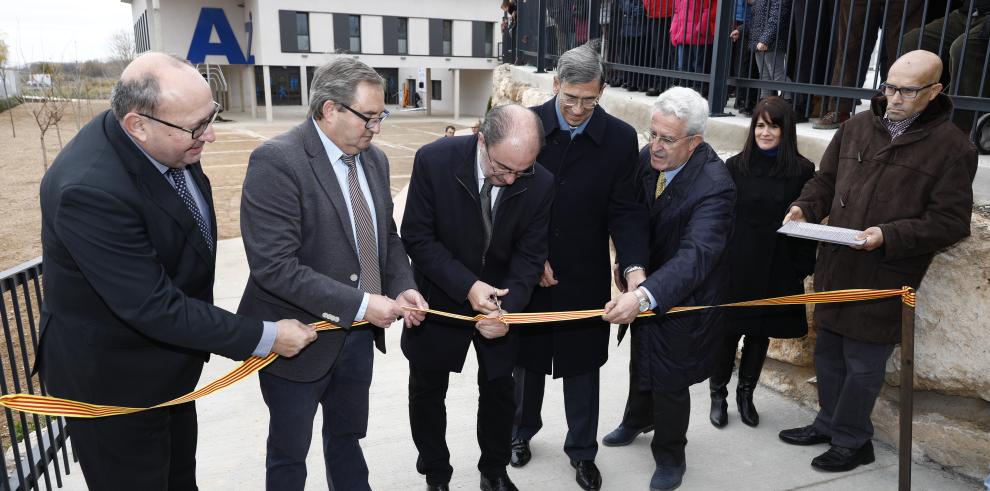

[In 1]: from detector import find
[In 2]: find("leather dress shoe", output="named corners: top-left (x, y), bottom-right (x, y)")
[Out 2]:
top-left (779, 424), bottom-right (832, 446)
top-left (570, 459), bottom-right (602, 490)
top-left (650, 463), bottom-right (686, 491)
top-left (426, 484), bottom-right (449, 491)
top-left (481, 474), bottom-right (519, 491)
top-left (811, 441), bottom-right (875, 472)
top-left (509, 438), bottom-right (531, 468)
top-left (602, 423), bottom-right (654, 447)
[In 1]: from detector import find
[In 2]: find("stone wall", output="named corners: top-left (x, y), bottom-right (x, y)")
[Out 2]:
top-left (494, 64), bottom-right (990, 480)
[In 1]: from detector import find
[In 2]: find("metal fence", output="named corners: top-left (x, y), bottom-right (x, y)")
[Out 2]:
top-left (0, 258), bottom-right (75, 491)
top-left (511, 0), bottom-right (990, 136)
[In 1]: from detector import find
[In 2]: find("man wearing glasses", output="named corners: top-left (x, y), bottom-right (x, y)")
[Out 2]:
top-left (600, 86), bottom-right (735, 491)
top-left (512, 41), bottom-right (649, 490)
top-left (400, 103), bottom-right (553, 491)
top-left (779, 50), bottom-right (976, 472)
top-left (37, 52), bottom-right (317, 489)
top-left (238, 58), bottom-right (426, 490)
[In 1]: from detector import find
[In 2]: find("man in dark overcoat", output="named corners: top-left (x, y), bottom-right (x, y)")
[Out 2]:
top-left (400, 104), bottom-right (554, 491)
top-left (602, 86), bottom-right (736, 491)
top-left (511, 41), bottom-right (649, 491)
top-left (779, 51), bottom-right (977, 472)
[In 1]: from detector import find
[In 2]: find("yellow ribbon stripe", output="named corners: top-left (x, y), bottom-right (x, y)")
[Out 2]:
top-left (0, 287), bottom-right (915, 418)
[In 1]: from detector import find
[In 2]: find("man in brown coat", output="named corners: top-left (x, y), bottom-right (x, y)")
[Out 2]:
top-left (778, 50), bottom-right (977, 472)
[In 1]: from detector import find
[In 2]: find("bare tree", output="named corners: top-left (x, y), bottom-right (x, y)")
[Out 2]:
top-left (0, 35), bottom-right (14, 138)
top-left (30, 65), bottom-right (68, 171)
top-left (107, 30), bottom-right (135, 77)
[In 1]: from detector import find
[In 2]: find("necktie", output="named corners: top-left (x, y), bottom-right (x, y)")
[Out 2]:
top-left (341, 154), bottom-right (381, 295)
top-left (654, 172), bottom-right (667, 199)
top-left (166, 167), bottom-right (214, 251)
top-left (480, 179), bottom-right (494, 248)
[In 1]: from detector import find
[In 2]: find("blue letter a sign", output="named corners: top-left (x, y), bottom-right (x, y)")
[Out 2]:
top-left (187, 7), bottom-right (254, 64)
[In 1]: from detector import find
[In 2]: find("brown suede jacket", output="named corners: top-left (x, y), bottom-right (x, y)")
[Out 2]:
top-left (793, 93), bottom-right (977, 344)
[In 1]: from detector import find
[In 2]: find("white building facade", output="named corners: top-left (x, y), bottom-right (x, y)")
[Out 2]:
top-left (124, 0), bottom-right (503, 121)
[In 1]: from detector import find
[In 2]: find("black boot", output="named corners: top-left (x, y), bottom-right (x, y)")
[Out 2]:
top-left (736, 337), bottom-right (769, 427)
top-left (709, 378), bottom-right (728, 428)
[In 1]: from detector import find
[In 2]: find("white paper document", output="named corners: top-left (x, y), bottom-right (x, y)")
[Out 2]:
top-left (777, 220), bottom-right (867, 247)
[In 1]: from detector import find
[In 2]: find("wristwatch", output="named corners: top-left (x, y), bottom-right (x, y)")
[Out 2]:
top-left (633, 287), bottom-right (651, 313)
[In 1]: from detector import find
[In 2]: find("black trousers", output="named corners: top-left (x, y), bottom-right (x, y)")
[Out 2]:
top-left (616, 335), bottom-right (691, 467)
top-left (512, 367), bottom-right (600, 461)
top-left (811, 328), bottom-right (895, 449)
top-left (259, 329), bottom-right (374, 491)
top-left (408, 361), bottom-right (515, 485)
top-left (68, 401), bottom-right (198, 491)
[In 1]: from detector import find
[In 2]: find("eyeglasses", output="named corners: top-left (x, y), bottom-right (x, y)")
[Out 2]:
top-left (483, 140), bottom-right (536, 178)
top-left (648, 131), bottom-right (696, 147)
top-left (139, 101), bottom-right (221, 140)
top-left (879, 82), bottom-right (937, 99)
top-left (336, 101), bottom-right (390, 129)
top-left (559, 93), bottom-right (600, 109)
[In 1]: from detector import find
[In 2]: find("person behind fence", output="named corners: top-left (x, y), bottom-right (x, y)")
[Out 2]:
top-left (733, 0), bottom-right (802, 113)
top-left (813, 0), bottom-right (924, 130)
top-left (511, 41), bottom-right (648, 491)
top-left (903, 0), bottom-right (990, 133)
top-left (35, 52), bottom-right (317, 490)
top-left (670, 0), bottom-right (717, 95)
top-left (400, 103), bottom-right (554, 491)
top-left (710, 96), bottom-right (816, 429)
top-left (778, 50), bottom-right (977, 472)
top-left (237, 58), bottom-right (427, 490)
top-left (601, 86), bottom-right (735, 491)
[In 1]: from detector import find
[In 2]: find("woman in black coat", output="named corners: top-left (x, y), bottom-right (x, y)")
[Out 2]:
top-left (711, 96), bottom-right (816, 428)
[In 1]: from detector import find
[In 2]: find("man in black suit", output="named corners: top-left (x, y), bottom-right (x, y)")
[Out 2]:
top-left (400, 104), bottom-right (553, 491)
top-left (36, 52), bottom-right (317, 490)
top-left (512, 41), bottom-right (649, 491)
top-left (603, 87), bottom-right (736, 491)
top-left (237, 58), bottom-right (426, 491)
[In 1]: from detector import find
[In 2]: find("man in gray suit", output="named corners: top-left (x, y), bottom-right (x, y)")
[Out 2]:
top-left (238, 58), bottom-right (427, 491)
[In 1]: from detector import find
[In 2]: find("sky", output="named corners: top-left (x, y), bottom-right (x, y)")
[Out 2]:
top-left (0, 0), bottom-right (133, 65)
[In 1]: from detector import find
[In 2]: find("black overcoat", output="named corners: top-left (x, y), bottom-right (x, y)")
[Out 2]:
top-left (516, 98), bottom-right (649, 378)
top-left (401, 135), bottom-right (555, 378)
top-left (627, 143), bottom-right (736, 392)
top-left (724, 151), bottom-right (816, 338)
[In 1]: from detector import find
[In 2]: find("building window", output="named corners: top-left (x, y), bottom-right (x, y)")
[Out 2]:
top-left (442, 20), bottom-right (452, 56)
top-left (431, 80), bottom-right (442, 100)
top-left (485, 23), bottom-right (493, 57)
top-left (349, 15), bottom-right (361, 53)
top-left (296, 12), bottom-right (310, 51)
top-left (397, 18), bottom-right (408, 55)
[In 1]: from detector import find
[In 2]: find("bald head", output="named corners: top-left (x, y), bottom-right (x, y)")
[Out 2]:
top-left (478, 104), bottom-right (545, 186)
top-left (883, 50), bottom-right (944, 121)
top-left (111, 52), bottom-right (210, 120)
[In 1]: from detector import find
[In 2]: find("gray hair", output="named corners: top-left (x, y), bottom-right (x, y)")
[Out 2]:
top-left (480, 103), bottom-right (545, 149)
top-left (309, 58), bottom-right (385, 119)
top-left (109, 54), bottom-right (190, 120)
top-left (652, 86), bottom-right (709, 136)
top-left (556, 39), bottom-right (605, 86)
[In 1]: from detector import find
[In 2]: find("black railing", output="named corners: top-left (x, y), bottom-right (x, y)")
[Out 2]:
top-left (0, 258), bottom-right (75, 491)
top-left (514, 0), bottom-right (990, 135)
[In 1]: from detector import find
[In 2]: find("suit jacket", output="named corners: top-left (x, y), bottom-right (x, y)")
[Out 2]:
top-left (400, 135), bottom-right (554, 379)
top-left (628, 142), bottom-right (736, 392)
top-left (517, 98), bottom-right (649, 378)
top-left (237, 120), bottom-right (416, 383)
top-left (36, 110), bottom-right (262, 407)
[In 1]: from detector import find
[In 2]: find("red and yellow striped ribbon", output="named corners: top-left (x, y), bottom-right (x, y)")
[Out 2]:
top-left (0, 287), bottom-right (915, 419)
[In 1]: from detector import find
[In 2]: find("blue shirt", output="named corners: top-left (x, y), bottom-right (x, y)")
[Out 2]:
top-left (554, 96), bottom-right (592, 139)
top-left (312, 118), bottom-right (379, 322)
top-left (124, 124), bottom-right (276, 357)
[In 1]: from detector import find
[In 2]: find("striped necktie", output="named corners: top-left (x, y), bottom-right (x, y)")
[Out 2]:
top-left (341, 154), bottom-right (381, 295)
